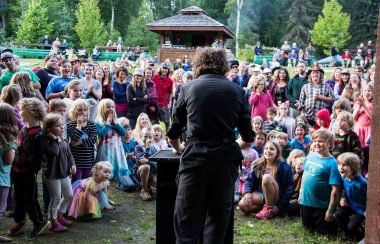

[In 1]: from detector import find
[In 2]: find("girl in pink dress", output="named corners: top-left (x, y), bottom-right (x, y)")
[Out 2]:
top-left (249, 74), bottom-right (274, 121)
top-left (353, 84), bottom-right (373, 147)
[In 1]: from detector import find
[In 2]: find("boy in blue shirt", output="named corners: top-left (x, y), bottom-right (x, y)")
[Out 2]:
top-left (334, 152), bottom-right (366, 241)
top-left (299, 129), bottom-right (341, 235)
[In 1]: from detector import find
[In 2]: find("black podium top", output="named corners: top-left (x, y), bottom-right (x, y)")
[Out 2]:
top-left (150, 150), bottom-right (181, 162)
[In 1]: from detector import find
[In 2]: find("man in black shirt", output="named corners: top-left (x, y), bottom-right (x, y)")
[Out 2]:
top-left (167, 48), bottom-right (254, 243)
top-left (35, 55), bottom-right (59, 100)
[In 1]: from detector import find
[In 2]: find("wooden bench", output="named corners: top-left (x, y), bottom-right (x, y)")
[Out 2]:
top-left (97, 51), bottom-right (124, 61)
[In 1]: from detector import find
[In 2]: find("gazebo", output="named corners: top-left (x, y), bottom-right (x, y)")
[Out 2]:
top-left (147, 6), bottom-right (235, 63)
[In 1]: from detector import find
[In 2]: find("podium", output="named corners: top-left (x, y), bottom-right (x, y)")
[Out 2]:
top-left (150, 150), bottom-right (234, 244)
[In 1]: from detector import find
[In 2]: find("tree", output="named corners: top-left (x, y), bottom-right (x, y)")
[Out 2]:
top-left (311, 0), bottom-right (351, 55)
top-left (282, 0), bottom-right (313, 48)
top-left (235, 0), bottom-right (243, 57)
top-left (75, 0), bottom-right (108, 51)
top-left (126, 0), bottom-right (159, 52)
top-left (16, 0), bottom-right (53, 43)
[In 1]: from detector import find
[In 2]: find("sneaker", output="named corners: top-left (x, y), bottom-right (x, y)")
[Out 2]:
top-left (30, 220), bottom-right (50, 237)
top-left (4, 210), bottom-right (14, 218)
top-left (140, 189), bottom-right (152, 201)
top-left (49, 220), bottom-right (67, 233)
top-left (255, 204), bottom-right (274, 219)
top-left (57, 215), bottom-right (72, 226)
top-left (8, 222), bottom-right (26, 236)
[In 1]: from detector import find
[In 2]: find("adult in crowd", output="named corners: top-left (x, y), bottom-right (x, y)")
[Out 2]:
top-left (80, 63), bottom-right (102, 121)
top-left (127, 69), bottom-right (149, 129)
top-left (330, 43), bottom-right (339, 67)
top-left (145, 68), bottom-right (159, 124)
top-left (112, 66), bottom-right (130, 117)
top-left (167, 47), bottom-right (254, 243)
top-left (237, 61), bottom-right (250, 87)
top-left (153, 64), bottom-right (173, 130)
top-left (299, 65), bottom-right (334, 126)
top-left (68, 54), bottom-right (82, 79)
top-left (334, 69), bottom-right (350, 100)
top-left (285, 61), bottom-right (308, 118)
top-left (254, 41), bottom-right (263, 56)
top-left (45, 60), bottom-right (76, 101)
top-left (342, 50), bottom-right (352, 68)
top-left (42, 35), bottom-right (52, 49)
top-left (100, 64), bottom-right (113, 100)
top-left (262, 68), bottom-right (273, 90)
top-left (269, 67), bottom-right (289, 106)
top-left (35, 55), bottom-right (59, 100)
top-left (0, 52), bottom-right (41, 91)
top-left (325, 67), bottom-right (342, 92)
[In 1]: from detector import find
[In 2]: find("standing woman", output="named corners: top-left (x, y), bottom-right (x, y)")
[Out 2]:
top-left (127, 69), bottom-right (149, 129)
top-left (334, 69), bottom-right (350, 100)
top-left (342, 72), bottom-right (362, 106)
top-left (101, 64), bottom-right (113, 99)
top-left (269, 68), bottom-right (289, 106)
top-left (112, 66), bottom-right (130, 117)
top-left (80, 63), bottom-right (102, 121)
top-left (145, 68), bottom-right (159, 124)
top-left (325, 67), bottom-right (341, 92)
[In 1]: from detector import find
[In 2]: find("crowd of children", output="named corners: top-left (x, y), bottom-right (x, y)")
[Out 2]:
top-left (0, 48), bottom-right (372, 242)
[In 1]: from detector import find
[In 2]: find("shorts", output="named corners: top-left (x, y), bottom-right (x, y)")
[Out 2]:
top-left (135, 161), bottom-right (157, 182)
top-left (158, 106), bottom-right (170, 123)
top-left (253, 190), bottom-right (265, 204)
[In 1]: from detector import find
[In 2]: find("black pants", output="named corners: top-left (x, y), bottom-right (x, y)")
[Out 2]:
top-left (174, 163), bottom-right (238, 244)
top-left (334, 206), bottom-right (365, 240)
top-left (301, 205), bottom-right (337, 235)
top-left (13, 171), bottom-right (43, 225)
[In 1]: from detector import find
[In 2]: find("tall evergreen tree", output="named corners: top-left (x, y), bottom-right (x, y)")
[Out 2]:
top-left (311, 0), bottom-right (351, 55)
top-left (126, 0), bottom-right (159, 52)
top-left (75, 0), bottom-right (108, 51)
top-left (282, 0), bottom-right (313, 48)
top-left (16, 0), bottom-right (53, 43)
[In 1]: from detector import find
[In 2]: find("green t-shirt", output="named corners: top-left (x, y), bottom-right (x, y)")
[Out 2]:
top-left (0, 67), bottom-right (40, 91)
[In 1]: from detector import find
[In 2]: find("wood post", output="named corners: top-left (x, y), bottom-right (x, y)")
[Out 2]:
top-left (365, 8), bottom-right (380, 244)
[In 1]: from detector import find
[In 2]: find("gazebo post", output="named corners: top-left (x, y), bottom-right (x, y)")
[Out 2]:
top-left (365, 8), bottom-right (380, 244)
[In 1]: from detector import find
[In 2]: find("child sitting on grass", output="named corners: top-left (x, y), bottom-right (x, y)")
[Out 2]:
top-left (299, 129), bottom-right (341, 235)
top-left (334, 153), bottom-right (367, 241)
top-left (68, 161), bottom-right (116, 220)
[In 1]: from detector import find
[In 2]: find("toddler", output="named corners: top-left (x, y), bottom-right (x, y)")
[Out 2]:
top-left (152, 124), bottom-right (169, 151)
top-left (252, 130), bottom-right (266, 157)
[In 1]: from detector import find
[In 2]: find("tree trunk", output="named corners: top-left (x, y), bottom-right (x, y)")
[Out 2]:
top-left (110, 0), bottom-right (114, 33)
top-left (235, 0), bottom-right (243, 58)
top-left (365, 8), bottom-right (380, 244)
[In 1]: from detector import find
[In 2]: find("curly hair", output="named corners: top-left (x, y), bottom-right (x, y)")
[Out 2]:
top-left (115, 66), bottom-right (129, 81)
top-left (0, 103), bottom-right (19, 146)
top-left (91, 161), bottom-right (113, 179)
top-left (18, 97), bottom-right (47, 122)
top-left (69, 99), bottom-right (89, 122)
top-left (192, 48), bottom-right (229, 78)
top-left (0, 84), bottom-right (22, 106)
top-left (10, 72), bottom-right (35, 97)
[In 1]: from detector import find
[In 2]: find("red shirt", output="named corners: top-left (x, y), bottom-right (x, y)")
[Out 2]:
top-left (153, 74), bottom-right (173, 107)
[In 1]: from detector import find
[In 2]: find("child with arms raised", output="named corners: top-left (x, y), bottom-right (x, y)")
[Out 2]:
top-left (95, 99), bottom-right (130, 179)
top-left (299, 129), bottom-right (341, 235)
top-left (67, 99), bottom-right (97, 182)
top-left (334, 153), bottom-right (367, 241)
top-left (68, 161), bottom-right (116, 220)
top-left (42, 114), bottom-right (76, 232)
top-left (0, 103), bottom-right (18, 242)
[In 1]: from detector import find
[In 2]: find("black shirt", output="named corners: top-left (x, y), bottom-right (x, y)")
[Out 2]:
top-left (35, 68), bottom-right (59, 99)
top-left (167, 73), bottom-right (254, 172)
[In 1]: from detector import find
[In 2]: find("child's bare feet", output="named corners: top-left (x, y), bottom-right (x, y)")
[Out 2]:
top-left (105, 205), bottom-right (116, 210)
top-left (108, 200), bottom-right (119, 206)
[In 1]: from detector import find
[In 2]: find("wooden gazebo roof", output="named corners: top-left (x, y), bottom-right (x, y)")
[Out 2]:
top-left (147, 6), bottom-right (235, 39)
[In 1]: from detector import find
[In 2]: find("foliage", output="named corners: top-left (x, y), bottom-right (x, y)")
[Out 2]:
top-left (16, 0), bottom-right (53, 43)
top-left (75, 0), bottom-right (108, 52)
top-left (311, 0), bottom-right (351, 55)
top-left (126, 0), bottom-right (159, 52)
top-left (237, 44), bottom-right (255, 62)
top-left (282, 0), bottom-right (314, 48)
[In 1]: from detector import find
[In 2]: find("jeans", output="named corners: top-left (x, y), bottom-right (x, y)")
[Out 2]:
top-left (44, 176), bottom-right (73, 220)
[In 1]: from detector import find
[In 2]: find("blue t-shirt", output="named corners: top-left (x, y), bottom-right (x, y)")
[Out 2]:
top-left (45, 77), bottom-right (77, 97)
top-left (0, 142), bottom-right (17, 187)
top-left (300, 152), bottom-right (341, 208)
top-left (112, 81), bottom-right (129, 104)
top-left (343, 174), bottom-right (367, 216)
top-left (121, 139), bottom-right (138, 170)
top-left (252, 144), bottom-right (264, 158)
top-left (290, 135), bottom-right (311, 154)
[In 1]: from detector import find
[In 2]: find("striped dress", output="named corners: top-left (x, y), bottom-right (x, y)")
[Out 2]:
top-left (67, 121), bottom-right (97, 169)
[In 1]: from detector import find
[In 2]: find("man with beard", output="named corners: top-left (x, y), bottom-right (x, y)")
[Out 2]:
top-left (153, 63), bottom-right (173, 131)
top-left (35, 55), bottom-right (59, 100)
top-left (0, 51), bottom-right (41, 92)
top-left (167, 48), bottom-right (254, 243)
top-left (285, 61), bottom-right (308, 118)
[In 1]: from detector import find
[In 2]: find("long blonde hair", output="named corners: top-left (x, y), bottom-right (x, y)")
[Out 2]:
top-left (10, 72), bottom-right (35, 97)
top-left (130, 74), bottom-right (146, 91)
top-left (252, 141), bottom-right (282, 178)
top-left (132, 113), bottom-right (152, 142)
top-left (96, 98), bottom-right (117, 124)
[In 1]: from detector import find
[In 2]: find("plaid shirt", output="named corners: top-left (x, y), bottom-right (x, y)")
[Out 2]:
top-left (299, 83), bottom-right (334, 120)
